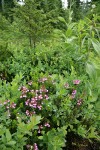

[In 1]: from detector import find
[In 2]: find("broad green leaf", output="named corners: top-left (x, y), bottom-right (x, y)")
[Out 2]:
top-left (86, 63), bottom-right (96, 79)
top-left (6, 129), bottom-right (12, 142)
top-left (30, 115), bottom-right (41, 126)
top-left (91, 40), bottom-right (100, 56)
top-left (38, 136), bottom-right (43, 140)
top-left (58, 17), bottom-right (66, 24)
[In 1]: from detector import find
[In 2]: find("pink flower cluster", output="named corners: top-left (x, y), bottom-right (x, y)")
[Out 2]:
top-left (39, 77), bottom-right (48, 83)
top-left (26, 143), bottom-right (38, 150)
top-left (44, 122), bottom-right (50, 127)
top-left (3, 100), bottom-right (16, 109)
top-left (26, 110), bottom-right (36, 116)
top-left (33, 143), bottom-right (38, 150)
top-left (38, 122), bottom-right (50, 133)
top-left (73, 80), bottom-right (80, 85)
top-left (2, 100), bottom-right (16, 117)
top-left (77, 99), bottom-right (83, 106)
top-left (19, 86), bottom-right (29, 98)
top-left (64, 80), bottom-right (82, 102)
top-left (71, 90), bottom-right (77, 99)
top-left (10, 102), bottom-right (16, 109)
top-left (21, 85), bottom-right (49, 116)
top-left (38, 125), bottom-right (43, 133)
top-left (64, 79), bottom-right (80, 89)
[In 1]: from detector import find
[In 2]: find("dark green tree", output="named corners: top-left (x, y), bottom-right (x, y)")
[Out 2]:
top-left (0, 0), bottom-right (14, 13)
top-left (39, 0), bottom-right (66, 29)
top-left (13, 0), bottom-right (54, 48)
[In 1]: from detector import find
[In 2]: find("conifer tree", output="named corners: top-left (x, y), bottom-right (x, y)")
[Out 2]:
top-left (14, 0), bottom-right (53, 48)
top-left (13, 0), bottom-right (65, 47)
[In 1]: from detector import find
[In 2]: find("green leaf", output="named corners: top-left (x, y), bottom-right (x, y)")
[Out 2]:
top-left (86, 63), bottom-right (96, 79)
top-left (6, 141), bottom-right (16, 146)
top-left (58, 17), bottom-right (66, 24)
top-left (87, 127), bottom-right (97, 139)
top-left (30, 115), bottom-right (41, 127)
top-left (6, 129), bottom-right (12, 142)
top-left (91, 40), bottom-right (100, 56)
top-left (77, 126), bottom-right (87, 137)
top-left (38, 136), bottom-right (43, 140)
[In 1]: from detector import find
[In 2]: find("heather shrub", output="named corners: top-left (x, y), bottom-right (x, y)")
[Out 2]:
top-left (0, 73), bottom-right (99, 149)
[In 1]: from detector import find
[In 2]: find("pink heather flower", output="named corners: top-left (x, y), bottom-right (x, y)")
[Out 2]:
top-left (37, 105), bottom-right (42, 110)
top-left (38, 125), bottom-right (43, 133)
top-left (44, 94), bottom-right (49, 100)
top-left (33, 143), bottom-right (38, 150)
top-left (25, 99), bottom-right (30, 106)
top-left (4, 101), bottom-right (8, 105)
top-left (31, 98), bottom-right (35, 101)
top-left (39, 77), bottom-right (47, 83)
top-left (77, 99), bottom-right (83, 106)
top-left (6, 106), bottom-right (10, 109)
top-left (72, 90), bottom-right (77, 95)
top-left (35, 90), bottom-right (39, 93)
top-left (70, 90), bottom-right (77, 99)
top-left (29, 102), bottom-right (37, 108)
top-left (26, 110), bottom-right (36, 116)
top-left (29, 98), bottom-right (37, 108)
top-left (38, 95), bottom-right (43, 100)
top-left (10, 102), bottom-right (16, 109)
top-left (19, 86), bottom-right (29, 94)
top-left (64, 83), bottom-right (69, 88)
top-left (26, 110), bottom-right (30, 116)
top-left (73, 80), bottom-right (80, 85)
top-left (44, 123), bottom-right (50, 127)
top-left (34, 97), bottom-right (38, 101)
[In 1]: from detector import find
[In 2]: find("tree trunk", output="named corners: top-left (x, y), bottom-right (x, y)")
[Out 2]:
top-left (1, 0), bottom-right (5, 12)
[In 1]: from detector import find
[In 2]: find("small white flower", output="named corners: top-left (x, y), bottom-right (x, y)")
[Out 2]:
top-left (92, 4), bottom-right (96, 9)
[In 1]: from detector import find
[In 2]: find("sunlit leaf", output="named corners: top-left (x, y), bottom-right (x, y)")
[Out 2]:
top-left (91, 40), bottom-right (100, 56)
